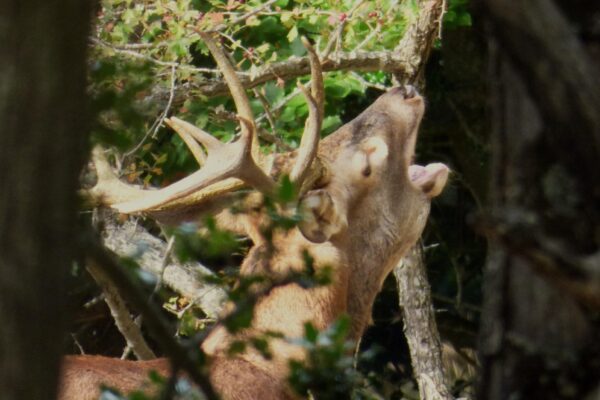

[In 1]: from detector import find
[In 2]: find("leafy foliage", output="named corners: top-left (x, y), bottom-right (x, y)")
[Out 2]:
top-left (73, 0), bottom-right (487, 399)
top-left (288, 316), bottom-right (382, 399)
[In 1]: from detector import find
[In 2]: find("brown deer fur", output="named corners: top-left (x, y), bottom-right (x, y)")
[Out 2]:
top-left (60, 86), bottom-right (448, 400)
top-left (61, 32), bottom-right (448, 399)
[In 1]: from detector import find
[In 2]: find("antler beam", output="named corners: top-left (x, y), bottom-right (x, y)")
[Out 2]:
top-left (88, 35), bottom-right (326, 218)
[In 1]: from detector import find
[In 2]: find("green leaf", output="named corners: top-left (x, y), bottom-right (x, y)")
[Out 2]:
top-left (287, 25), bottom-right (298, 42)
top-left (277, 175), bottom-right (297, 203)
top-left (322, 115), bottom-right (342, 135)
top-left (304, 322), bottom-right (319, 343)
top-left (228, 340), bottom-right (247, 356)
top-left (281, 11), bottom-right (294, 27)
top-left (325, 79), bottom-right (352, 99)
top-left (456, 12), bottom-right (472, 26)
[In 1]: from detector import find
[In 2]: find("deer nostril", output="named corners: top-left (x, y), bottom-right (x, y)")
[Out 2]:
top-left (388, 85), bottom-right (418, 99)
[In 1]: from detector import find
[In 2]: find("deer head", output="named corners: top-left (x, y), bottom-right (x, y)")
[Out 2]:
top-left (297, 85), bottom-right (449, 337)
top-left (69, 32), bottom-right (449, 400)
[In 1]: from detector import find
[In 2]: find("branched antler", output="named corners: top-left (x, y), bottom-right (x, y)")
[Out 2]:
top-left (88, 35), bottom-right (325, 220)
top-left (290, 37), bottom-right (324, 188)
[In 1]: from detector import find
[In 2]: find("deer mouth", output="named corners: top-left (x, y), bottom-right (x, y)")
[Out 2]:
top-left (408, 163), bottom-right (450, 197)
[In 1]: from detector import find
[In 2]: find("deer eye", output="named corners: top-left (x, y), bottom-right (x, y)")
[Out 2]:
top-left (362, 165), bottom-right (372, 177)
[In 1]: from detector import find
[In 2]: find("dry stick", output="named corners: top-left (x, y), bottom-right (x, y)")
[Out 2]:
top-left (208, 0), bottom-right (279, 32)
top-left (87, 261), bottom-right (156, 361)
top-left (321, 0), bottom-right (366, 58)
top-left (101, 215), bottom-right (227, 319)
top-left (125, 64), bottom-right (178, 158)
top-left (86, 239), bottom-right (220, 400)
top-left (157, 49), bottom-right (429, 100)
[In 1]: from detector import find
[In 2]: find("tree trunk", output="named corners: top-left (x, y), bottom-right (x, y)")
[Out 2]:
top-left (0, 1), bottom-right (91, 399)
top-left (478, 1), bottom-right (600, 399)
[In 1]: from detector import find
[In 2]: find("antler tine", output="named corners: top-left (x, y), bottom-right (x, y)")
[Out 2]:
top-left (165, 118), bottom-right (208, 166)
top-left (235, 116), bottom-right (278, 193)
top-left (289, 37), bottom-right (324, 188)
top-left (111, 116), bottom-right (276, 214)
top-left (198, 31), bottom-right (259, 158)
top-left (86, 146), bottom-right (149, 205)
top-left (304, 37), bottom-right (324, 116)
top-left (165, 117), bottom-right (223, 153)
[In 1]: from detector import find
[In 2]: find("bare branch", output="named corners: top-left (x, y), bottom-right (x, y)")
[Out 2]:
top-left (394, 0), bottom-right (446, 83)
top-left (207, 0), bottom-right (279, 32)
top-left (87, 261), bottom-right (156, 361)
top-left (85, 238), bottom-right (219, 400)
top-left (394, 246), bottom-right (453, 400)
top-left (180, 50), bottom-right (422, 99)
top-left (100, 214), bottom-right (226, 318)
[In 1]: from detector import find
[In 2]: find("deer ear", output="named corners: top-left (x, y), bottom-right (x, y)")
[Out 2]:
top-left (409, 163), bottom-right (449, 198)
top-left (298, 189), bottom-right (347, 243)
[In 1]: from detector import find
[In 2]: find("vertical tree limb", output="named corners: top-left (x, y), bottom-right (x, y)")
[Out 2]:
top-left (395, 246), bottom-right (454, 400)
top-left (392, 0), bottom-right (454, 398)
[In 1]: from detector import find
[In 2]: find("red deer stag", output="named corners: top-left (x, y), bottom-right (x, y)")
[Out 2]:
top-left (60, 32), bottom-right (449, 400)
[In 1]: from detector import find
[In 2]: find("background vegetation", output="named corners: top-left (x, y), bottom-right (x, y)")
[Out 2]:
top-left (72, 0), bottom-right (484, 398)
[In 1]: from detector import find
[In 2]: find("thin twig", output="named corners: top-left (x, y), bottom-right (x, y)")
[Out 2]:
top-left (71, 334), bottom-right (86, 355)
top-left (321, 0), bottom-right (365, 58)
top-left (124, 64), bottom-right (177, 158)
top-left (87, 261), bottom-right (156, 360)
top-left (252, 88), bottom-right (292, 151)
top-left (256, 86), bottom-right (303, 124)
top-left (91, 38), bottom-right (222, 75)
top-left (110, 42), bottom-right (164, 50)
top-left (208, 0), bottom-right (279, 32)
top-left (438, 0), bottom-right (447, 39)
top-left (350, 72), bottom-right (388, 91)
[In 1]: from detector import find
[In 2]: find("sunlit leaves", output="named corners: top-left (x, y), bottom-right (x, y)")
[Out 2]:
top-left (445, 0), bottom-right (472, 27)
top-left (288, 315), bottom-right (376, 399)
top-left (91, 0), bottom-right (442, 192)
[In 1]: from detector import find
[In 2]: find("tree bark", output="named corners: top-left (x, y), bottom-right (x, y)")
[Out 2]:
top-left (478, 0), bottom-right (600, 398)
top-left (395, 247), bottom-right (453, 400)
top-left (100, 214), bottom-right (227, 318)
top-left (0, 1), bottom-right (91, 399)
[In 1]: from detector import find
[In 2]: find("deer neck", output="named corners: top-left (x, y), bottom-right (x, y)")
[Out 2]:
top-left (203, 229), bottom-right (349, 376)
top-left (339, 192), bottom-right (431, 339)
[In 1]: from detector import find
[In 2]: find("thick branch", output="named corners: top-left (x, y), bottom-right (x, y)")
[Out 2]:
top-left (394, 246), bottom-right (453, 400)
top-left (395, 0), bottom-right (446, 84)
top-left (392, 1), bottom-right (454, 398)
top-left (101, 214), bottom-right (226, 318)
top-left (155, 50), bottom-right (424, 102)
